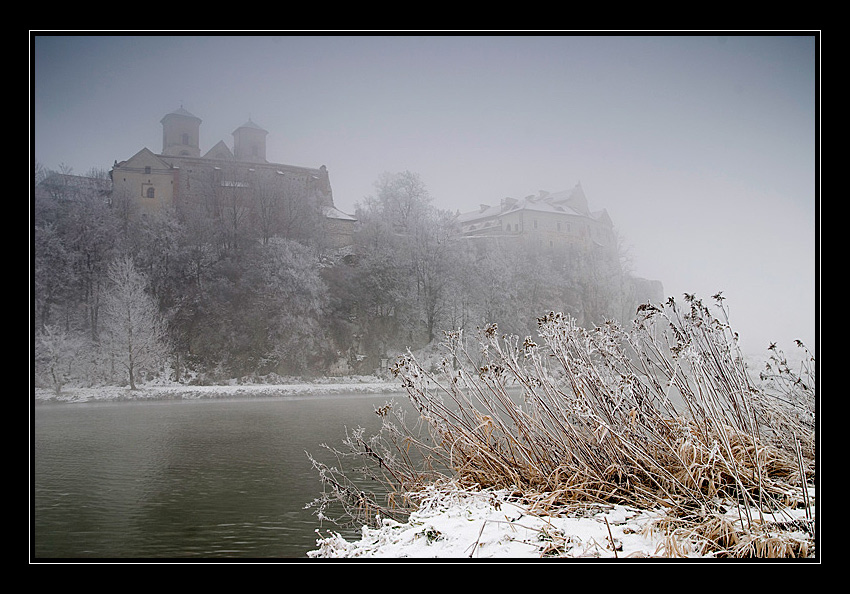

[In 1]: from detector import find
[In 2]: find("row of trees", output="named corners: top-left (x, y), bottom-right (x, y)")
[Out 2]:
top-left (350, 172), bottom-right (646, 355)
top-left (33, 166), bottom-right (650, 392)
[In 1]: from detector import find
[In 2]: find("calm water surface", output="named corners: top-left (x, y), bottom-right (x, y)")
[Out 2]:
top-left (33, 393), bottom-right (409, 560)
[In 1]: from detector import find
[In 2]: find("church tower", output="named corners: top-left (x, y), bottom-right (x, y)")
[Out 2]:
top-left (161, 108), bottom-right (202, 157)
top-left (232, 119), bottom-right (268, 163)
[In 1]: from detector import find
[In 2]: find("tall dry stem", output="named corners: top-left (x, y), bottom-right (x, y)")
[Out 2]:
top-left (310, 293), bottom-right (816, 558)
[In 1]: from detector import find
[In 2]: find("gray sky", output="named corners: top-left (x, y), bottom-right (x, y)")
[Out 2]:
top-left (32, 34), bottom-right (818, 356)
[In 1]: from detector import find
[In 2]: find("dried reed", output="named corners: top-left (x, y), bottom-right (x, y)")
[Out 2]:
top-left (308, 293), bottom-right (816, 558)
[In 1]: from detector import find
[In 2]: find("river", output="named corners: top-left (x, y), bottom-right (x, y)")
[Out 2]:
top-left (32, 392), bottom-right (413, 560)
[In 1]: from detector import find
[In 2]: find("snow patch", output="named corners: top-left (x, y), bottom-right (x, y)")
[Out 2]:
top-left (308, 483), bottom-right (815, 559)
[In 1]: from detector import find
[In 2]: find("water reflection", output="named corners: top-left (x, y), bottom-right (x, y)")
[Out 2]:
top-left (34, 394), bottom-right (409, 559)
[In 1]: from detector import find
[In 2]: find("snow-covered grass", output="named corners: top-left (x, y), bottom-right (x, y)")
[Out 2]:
top-left (307, 296), bottom-right (817, 560)
top-left (309, 480), bottom-right (815, 559)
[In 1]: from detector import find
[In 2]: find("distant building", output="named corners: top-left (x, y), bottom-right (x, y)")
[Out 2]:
top-left (458, 183), bottom-right (664, 317)
top-left (457, 183), bottom-right (617, 256)
top-left (110, 108), bottom-right (356, 250)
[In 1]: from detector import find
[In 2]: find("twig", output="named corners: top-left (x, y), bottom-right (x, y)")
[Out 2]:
top-left (795, 434), bottom-right (812, 522)
top-left (468, 520), bottom-right (488, 558)
top-left (604, 516), bottom-right (618, 558)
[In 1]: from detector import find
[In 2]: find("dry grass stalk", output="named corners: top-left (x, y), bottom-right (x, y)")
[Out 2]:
top-left (309, 293), bottom-right (816, 558)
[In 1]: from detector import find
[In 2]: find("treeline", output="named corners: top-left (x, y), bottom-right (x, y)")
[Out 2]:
top-left (33, 167), bottom-right (654, 392)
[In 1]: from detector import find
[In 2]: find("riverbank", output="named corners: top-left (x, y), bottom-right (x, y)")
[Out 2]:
top-left (32, 376), bottom-right (404, 404)
top-left (308, 480), bottom-right (816, 559)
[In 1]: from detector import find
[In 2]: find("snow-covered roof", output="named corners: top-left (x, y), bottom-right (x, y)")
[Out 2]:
top-left (457, 183), bottom-right (600, 227)
top-left (203, 140), bottom-right (234, 160)
top-left (161, 107), bottom-right (201, 122)
top-left (114, 147), bottom-right (173, 171)
top-left (233, 118), bottom-right (268, 134)
top-left (323, 206), bottom-right (357, 221)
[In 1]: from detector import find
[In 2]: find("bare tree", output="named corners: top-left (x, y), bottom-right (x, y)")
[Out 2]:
top-left (34, 325), bottom-right (83, 395)
top-left (101, 256), bottom-right (168, 389)
top-left (258, 237), bottom-right (330, 374)
top-left (217, 166), bottom-right (253, 253)
top-left (252, 171), bottom-right (284, 245)
top-left (373, 170), bottom-right (432, 234)
top-left (33, 223), bottom-right (73, 331)
top-left (354, 172), bottom-right (461, 346)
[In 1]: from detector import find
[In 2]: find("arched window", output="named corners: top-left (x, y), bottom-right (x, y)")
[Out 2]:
top-left (146, 187), bottom-right (155, 199)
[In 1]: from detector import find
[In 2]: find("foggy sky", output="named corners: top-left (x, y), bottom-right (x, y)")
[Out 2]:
top-left (32, 34), bottom-right (818, 356)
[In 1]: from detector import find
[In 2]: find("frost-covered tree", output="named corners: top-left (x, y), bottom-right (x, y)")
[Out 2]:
top-left (251, 170), bottom-right (323, 247)
top-left (101, 256), bottom-right (168, 389)
top-left (258, 237), bottom-right (330, 375)
top-left (66, 186), bottom-right (118, 342)
top-left (34, 165), bottom-right (118, 341)
top-left (34, 324), bottom-right (83, 395)
top-left (410, 207), bottom-right (460, 343)
top-left (354, 171), bottom-right (461, 348)
top-left (33, 223), bottom-right (75, 331)
top-left (371, 170), bottom-right (432, 234)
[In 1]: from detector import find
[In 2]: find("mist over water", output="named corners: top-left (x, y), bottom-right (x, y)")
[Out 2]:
top-left (34, 395), bottom-right (408, 559)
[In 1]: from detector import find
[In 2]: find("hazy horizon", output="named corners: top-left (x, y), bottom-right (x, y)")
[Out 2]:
top-left (32, 33), bottom-right (818, 356)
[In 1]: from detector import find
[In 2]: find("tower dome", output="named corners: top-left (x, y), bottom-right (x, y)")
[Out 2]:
top-left (232, 118), bottom-right (268, 163)
top-left (161, 108), bottom-right (202, 157)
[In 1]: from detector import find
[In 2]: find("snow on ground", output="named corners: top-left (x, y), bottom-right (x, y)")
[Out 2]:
top-left (309, 485), bottom-right (662, 559)
top-left (308, 482), bottom-right (816, 559)
top-left (33, 376), bottom-right (404, 404)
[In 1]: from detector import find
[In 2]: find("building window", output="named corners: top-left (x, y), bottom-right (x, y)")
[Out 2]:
top-left (146, 187), bottom-right (155, 199)
top-left (514, 223), bottom-right (519, 232)
top-left (557, 222), bottom-right (562, 231)
top-left (144, 166), bottom-right (151, 174)
top-left (534, 220), bottom-right (538, 229)
top-left (182, 133), bottom-right (189, 145)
